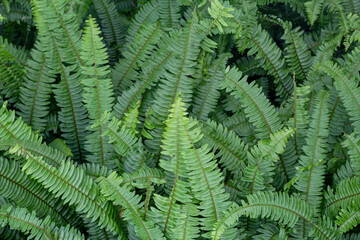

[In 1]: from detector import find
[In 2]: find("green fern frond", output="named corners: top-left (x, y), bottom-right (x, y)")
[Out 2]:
top-left (92, 111), bottom-right (138, 157)
top-left (112, 23), bottom-right (163, 94)
top-left (81, 16), bottom-right (115, 168)
top-left (248, 25), bottom-right (293, 98)
top-left (0, 157), bottom-right (71, 225)
top-left (18, 42), bottom-right (55, 132)
top-left (0, 205), bottom-right (84, 240)
top-left (318, 61), bottom-right (360, 134)
top-left (240, 128), bottom-right (294, 195)
top-left (282, 22), bottom-right (313, 81)
top-left (200, 119), bottom-right (248, 175)
top-left (221, 66), bottom-right (282, 139)
top-left (22, 155), bottom-right (122, 234)
top-left (343, 133), bottom-right (360, 171)
top-left (192, 53), bottom-right (231, 121)
top-left (158, 0), bottom-right (181, 29)
top-left (336, 206), bottom-right (360, 233)
top-left (98, 172), bottom-right (166, 240)
top-left (212, 191), bottom-right (336, 240)
top-left (304, 0), bottom-right (325, 25)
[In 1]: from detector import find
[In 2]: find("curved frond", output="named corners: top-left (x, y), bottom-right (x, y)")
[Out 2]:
top-left (221, 66), bottom-right (282, 139)
top-left (98, 172), bottom-right (166, 240)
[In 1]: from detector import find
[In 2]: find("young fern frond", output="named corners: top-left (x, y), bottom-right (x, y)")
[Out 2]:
top-left (80, 16), bottom-right (115, 169)
top-left (221, 66), bottom-right (282, 139)
top-left (98, 172), bottom-right (166, 240)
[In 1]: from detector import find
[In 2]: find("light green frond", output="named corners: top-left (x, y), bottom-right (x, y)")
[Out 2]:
top-left (304, 0), bottom-right (325, 25)
top-left (81, 16), bottom-right (115, 168)
top-left (92, 111), bottom-right (138, 157)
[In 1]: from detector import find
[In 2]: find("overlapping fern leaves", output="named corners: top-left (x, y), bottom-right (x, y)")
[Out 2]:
top-left (2, 0), bottom-right (360, 239)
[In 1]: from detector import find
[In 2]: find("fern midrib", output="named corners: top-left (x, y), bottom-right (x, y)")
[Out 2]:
top-left (102, 177), bottom-right (154, 240)
top-left (122, 175), bottom-right (164, 185)
top-left (117, 24), bottom-right (161, 89)
top-left (28, 57), bottom-right (46, 128)
top-left (50, 31), bottom-right (84, 163)
top-left (224, 73), bottom-right (274, 134)
top-left (185, 127), bottom-right (218, 221)
top-left (119, 51), bottom-right (173, 120)
top-left (328, 97), bottom-right (340, 127)
top-left (99, 120), bottom-right (133, 150)
top-left (182, 204), bottom-right (190, 240)
top-left (326, 190), bottom-right (360, 208)
top-left (143, 173), bottom-right (152, 219)
top-left (0, 173), bottom-right (68, 224)
top-left (168, 0), bottom-right (173, 27)
top-left (326, 1), bottom-right (348, 33)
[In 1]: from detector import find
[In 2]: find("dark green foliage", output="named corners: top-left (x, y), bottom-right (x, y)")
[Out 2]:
top-left (2, 0), bottom-right (360, 239)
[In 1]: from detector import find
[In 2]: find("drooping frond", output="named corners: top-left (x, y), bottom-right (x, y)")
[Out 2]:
top-left (325, 177), bottom-right (360, 218)
top-left (22, 155), bottom-right (122, 235)
top-left (304, 0), bottom-right (325, 25)
top-left (93, 0), bottom-right (127, 63)
top-left (0, 157), bottom-right (71, 225)
top-left (212, 191), bottom-right (338, 240)
top-left (247, 25), bottom-right (293, 98)
top-left (318, 61), bottom-right (360, 134)
top-left (200, 119), bottom-right (248, 175)
top-left (336, 207), bottom-right (360, 233)
top-left (221, 66), bottom-right (282, 139)
top-left (114, 45), bottom-right (173, 120)
top-left (112, 23), bottom-right (163, 94)
top-left (0, 205), bottom-right (84, 239)
top-left (80, 16), bottom-right (115, 168)
top-left (192, 53), bottom-right (231, 121)
top-left (18, 42), bottom-right (55, 132)
top-left (98, 172), bottom-right (166, 240)
top-left (240, 128), bottom-right (294, 195)
top-left (0, 103), bottom-right (66, 167)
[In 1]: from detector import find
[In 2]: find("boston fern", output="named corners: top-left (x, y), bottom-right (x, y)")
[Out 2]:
top-left (2, 0), bottom-right (360, 240)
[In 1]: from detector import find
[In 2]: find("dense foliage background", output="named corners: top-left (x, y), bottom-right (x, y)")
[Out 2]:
top-left (1, 0), bottom-right (360, 239)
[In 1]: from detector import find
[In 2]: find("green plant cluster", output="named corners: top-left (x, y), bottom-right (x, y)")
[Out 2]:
top-left (1, 0), bottom-right (360, 239)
